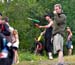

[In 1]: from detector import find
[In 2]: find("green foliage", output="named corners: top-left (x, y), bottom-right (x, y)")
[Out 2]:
top-left (0, 0), bottom-right (75, 49)
top-left (19, 51), bottom-right (47, 61)
top-left (18, 51), bottom-right (75, 65)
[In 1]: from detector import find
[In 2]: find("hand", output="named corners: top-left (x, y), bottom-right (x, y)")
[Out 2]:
top-left (35, 24), bottom-right (40, 28)
top-left (12, 40), bottom-right (16, 43)
top-left (40, 32), bottom-right (44, 35)
top-left (53, 11), bottom-right (57, 14)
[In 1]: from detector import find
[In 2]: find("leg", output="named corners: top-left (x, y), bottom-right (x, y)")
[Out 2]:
top-left (13, 49), bottom-right (17, 63)
top-left (45, 37), bottom-right (53, 59)
top-left (57, 35), bottom-right (64, 64)
top-left (16, 50), bottom-right (19, 64)
top-left (34, 44), bottom-right (39, 55)
top-left (13, 47), bottom-right (19, 64)
top-left (58, 50), bottom-right (64, 64)
top-left (68, 41), bottom-right (73, 55)
top-left (68, 48), bottom-right (72, 55)
top-left (53, 34), bottom-right (64, 64)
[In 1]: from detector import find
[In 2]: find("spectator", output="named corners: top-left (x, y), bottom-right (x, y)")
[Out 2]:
top-left (66, 27), bottom-right (73, 55)
top-left (35, 14), bottom-right (53, 60)
top-left (53, 4), bottom-right (66, 65)
top-left (9, 28), bottom-right (19, 64)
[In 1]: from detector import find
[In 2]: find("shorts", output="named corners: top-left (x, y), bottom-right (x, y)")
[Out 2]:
top-left (66, 41), bottom-right (73, 49)
top-left (53, 34), bottom-right (63, 54)
top-left (12, 47), bottom-right (18, 50)
top-left (12, 41), bottom-right (19, 49)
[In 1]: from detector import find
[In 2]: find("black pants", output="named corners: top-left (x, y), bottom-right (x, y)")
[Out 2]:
top-left (44, 36), bottom-right (53, 52)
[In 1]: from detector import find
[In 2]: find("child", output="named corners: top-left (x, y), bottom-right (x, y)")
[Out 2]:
top-left (11, 29), bottom-right (19, 64)
top-left (34, 38), bottom-right (43, 55)
top-left (7, 27), bottom-right (19, 64)
top-left (66, 27), bottom-right (73, 55)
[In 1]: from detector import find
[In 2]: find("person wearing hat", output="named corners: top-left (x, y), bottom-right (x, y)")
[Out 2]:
top-left (35, 14), bottom-right (53, 60)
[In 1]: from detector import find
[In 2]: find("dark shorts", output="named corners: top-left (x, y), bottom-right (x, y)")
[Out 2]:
top-left (66, 41), bottom-right (72, 49)
top-left (12, 47), bottom-right (18, 50)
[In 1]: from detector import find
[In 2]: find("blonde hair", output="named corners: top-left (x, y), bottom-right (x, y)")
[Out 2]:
top-left (54, 4), bottom-right (62, 9)
top-left (13, 29), bottom-right (18, 35)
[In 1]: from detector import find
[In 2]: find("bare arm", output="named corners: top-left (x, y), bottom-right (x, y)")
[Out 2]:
top-left (40, 29), bottom-right (46, 35)
top-left (67, 32), bottom-right (72, 41)
top-left (40, 21), bottom-right (53, 28)
top-left (35, 21), bottom-right (53, 29)
top-left (12, 34), bottom-right (18, 43)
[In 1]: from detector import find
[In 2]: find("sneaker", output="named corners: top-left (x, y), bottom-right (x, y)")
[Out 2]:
top-left (16, 60), bottom-right (19, 64)
top-left (48, 52), bottom-right (53, 60)
top-left (49, 55), bottom-right (53, 60)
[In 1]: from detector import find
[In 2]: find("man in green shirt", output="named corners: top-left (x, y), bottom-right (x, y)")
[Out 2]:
top-left (53, 4), bottom-right (66, 65)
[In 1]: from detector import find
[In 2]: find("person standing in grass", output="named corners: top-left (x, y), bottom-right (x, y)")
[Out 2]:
top-left (34, 37), bottom-right (43, 55)
top-left (53, 4), bottom-right (66, 65)
top-left (9, 28), bottom-right (19, 64)
top-left (35, 14), bottom-right (53, 60)
top-left (66, 27), bottom-right (73, 55)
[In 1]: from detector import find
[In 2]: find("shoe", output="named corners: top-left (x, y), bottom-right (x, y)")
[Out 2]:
top-left (49, 55), bottom-right (53, 60)
top-left (16, 60), bottom-right (19, 64)
top-left (48, 52), bottom-right (53, 60)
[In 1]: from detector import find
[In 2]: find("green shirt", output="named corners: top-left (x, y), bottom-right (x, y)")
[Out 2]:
top-left (53, 13), bottom-right (66, 36)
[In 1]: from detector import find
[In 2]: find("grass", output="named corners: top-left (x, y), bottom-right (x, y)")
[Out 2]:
top-left (19, 51), bottom-right (47, 61)
top-left (15, 51), bottom-right (75, 65)
top-left (16, 42), bottom-right (75, 65)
